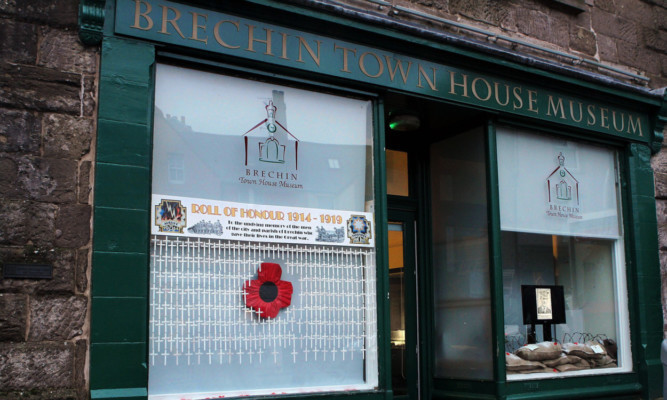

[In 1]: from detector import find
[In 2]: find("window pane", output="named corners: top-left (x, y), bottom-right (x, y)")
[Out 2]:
top-left (430, 128), bottom-right (493, 380)
top-left (387, 150), bottom-right (409, 196)
top-left (149, 65), bottom-right (377, 398)
top-left (388, 222), bottom-right (407, 395)
top-left (496, 128), bottom-right (620, 238)
top-left (497, 127), bottom-right (629, 379)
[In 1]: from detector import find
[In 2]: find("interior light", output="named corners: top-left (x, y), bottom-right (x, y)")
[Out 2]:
top-left (388, 112), bottom-right (421, 132)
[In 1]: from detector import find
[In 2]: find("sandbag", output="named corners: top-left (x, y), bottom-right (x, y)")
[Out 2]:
top-left (593, 354), bottom-right (617, 368)
top-left (506, 352), bottom-right (548, 372)
top-left (515, 341), bottom-right (562, 361)
top-left (562, 341), bottom-right (606, 360)
top-left (555, 357), bottom-right (591, 372)
top-left (543, 354), bottom-right (583, 368)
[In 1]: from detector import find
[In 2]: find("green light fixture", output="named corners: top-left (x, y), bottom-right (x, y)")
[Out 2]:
top-left (388, 111), bottom-right (421, 132)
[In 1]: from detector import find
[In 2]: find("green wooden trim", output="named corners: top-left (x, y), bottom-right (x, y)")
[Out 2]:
top-left (373, 98), bottom-right (392, 397)
top-left (623, 143), bottom-right (663, 400)
top-left (651, 90), bottom-right (667, 154)
top-left (484, 120), bottom-right (507, 396)
top-left (505, 382), bottom-right (642, 400)
top-left (79, 0), bottom-right (105, 45)
top-left (415, 143), bottom-right (436, 400)
top-left (91, 387), bottom-right (148, 400)
top-left (91, 35), bottom-right (156, 396)
top-left (504, 372), bottom-right (640, 397)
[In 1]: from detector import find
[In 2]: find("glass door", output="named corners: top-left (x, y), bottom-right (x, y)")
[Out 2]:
top-left (388, 210), bottom-right (419, 400)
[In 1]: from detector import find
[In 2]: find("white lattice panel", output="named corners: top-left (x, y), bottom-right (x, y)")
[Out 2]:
top-left (149, 236), bottom-right (377, 367)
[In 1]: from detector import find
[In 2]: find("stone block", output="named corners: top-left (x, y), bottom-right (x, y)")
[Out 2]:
top-left (0, 246), bottom-right (75, 293)
top-left (597, 34), bottom-right (618, 62)
top-left (0, 389), bottom-right (78, 400)
top-left (515, 9), bottom-right (570, 48)
top-left (615, 0), bottom-right (654, 23)
top-left (643, 27), bottom-right (667, 53)
top-left (0, 108), bottom-right (41, 154)
top-left (17, 157), bottom-right (77, 203)
top-left (450, 0), bottom-right (510, 27)
top-left (615, 40), bottom-right (658, 75)
top-left (77, 161), bottom-right (91, 204)
top-left (592, 10), bottom-right (638, 44)
top-left (550, 15), bottom-right (574, 48)
top-left (0, 342), bottom-right (74, 389)
top-left (43, 114), bottom-right (94, 160)
top-left (655, 171), bottom-right (667, 199)
top-left (38, 28), bottom-right (98, 74)
top-left (594, 0), bottom-right (616, 13)
top-left (83, 75), bottom-right (97, 117)
top-left (640, 0), bottom-right (666, 7)
top-left (654, 149), bottom-right (667, 173)
top-left (413, 0), bottom-right (447, 12)
top-left (570, 26), bottom-right (597, 56)
top-left (75, 248), bottom-right (88, 293)
top-left (0, 156), bottom-right (21, 198)
top-left (0, 64), bottom-right (81, 115)
top-left (0, 200), bottom-right (57, 246)
top-left (55, 204), bottom-right (91, 248)
top-left (655, 6), bottom-right (667, 31)
top-left (74, 339), bottom-right (87, 399)
top-left (28, 295), bottom-right (86, 341)
top-left (658, 200), bottom-right (667, 250)
top-left (0, 0), bottom-right (17, 13)
top-left (0, 293), bottom-right (27, 342)
top-left (0, 19), bottom-right (37, 64)
top-left (4, 0), bottom-right (78, 28)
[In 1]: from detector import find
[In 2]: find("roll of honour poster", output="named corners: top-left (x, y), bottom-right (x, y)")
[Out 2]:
top-left (152, 194), bottom-right (374, 247)
top-left (149, 65), bottom-right (378, 399)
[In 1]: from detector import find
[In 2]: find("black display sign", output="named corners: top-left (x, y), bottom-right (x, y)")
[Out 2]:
top-left (521, 285), bottom-right (566, 325)
top-left (2, 263), bottom-right (53, 279)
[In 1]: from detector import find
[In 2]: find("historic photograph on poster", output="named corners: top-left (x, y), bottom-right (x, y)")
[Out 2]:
top-left (536, 287), bottom-right (553, 320)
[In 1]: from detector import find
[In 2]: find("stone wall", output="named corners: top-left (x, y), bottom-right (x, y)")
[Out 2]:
top-left (348, 0), bottom-right (667, 86)
top-left (0, 1), bottom-right (97, 399)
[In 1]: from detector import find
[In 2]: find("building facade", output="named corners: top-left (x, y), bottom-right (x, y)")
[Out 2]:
top-left (1, 0), bottom-right (666, 399)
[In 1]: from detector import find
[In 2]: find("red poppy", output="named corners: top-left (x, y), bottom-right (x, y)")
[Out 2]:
top-left (243, 262), bottom-right (293, 318)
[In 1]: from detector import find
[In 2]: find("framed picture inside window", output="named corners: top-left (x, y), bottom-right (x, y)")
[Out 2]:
top-left (521, 285), bottom-right (566, 324)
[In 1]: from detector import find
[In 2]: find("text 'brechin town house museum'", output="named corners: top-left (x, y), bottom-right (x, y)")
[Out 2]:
top-left (2, 0), bottom-right (667, 400)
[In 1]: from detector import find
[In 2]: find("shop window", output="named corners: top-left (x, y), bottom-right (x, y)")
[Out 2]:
top-left (430, 128), bottom-right (494, 380)
top-left (149, 64), bottom-right (377, 398)
top-left (496, 127), bottom-right (630, 379)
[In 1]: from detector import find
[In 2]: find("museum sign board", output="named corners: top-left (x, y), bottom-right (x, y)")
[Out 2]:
top-left (115, 0), bottom-right (651, 142)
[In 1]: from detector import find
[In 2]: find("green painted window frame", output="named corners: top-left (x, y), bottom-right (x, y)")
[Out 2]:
top-left (483, 121), bottom-right (662, 400)
top-left (90, 3), bottom-right (663, 399)
top-left (91, 35), bottom-right (394, 400)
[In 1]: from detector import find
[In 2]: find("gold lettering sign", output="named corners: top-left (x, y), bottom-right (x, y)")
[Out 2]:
top-left (117, 0), bottom-right (649, 140)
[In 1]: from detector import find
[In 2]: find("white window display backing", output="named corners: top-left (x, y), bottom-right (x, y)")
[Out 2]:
top-left (149, 65), bottom-right (378, 399)
top-left (497, 127), bottom-right (630, 380)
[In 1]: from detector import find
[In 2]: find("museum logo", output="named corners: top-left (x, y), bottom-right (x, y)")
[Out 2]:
top-left (239, 98), bottom-right (303, 190)
top-left (545, 152), bottom-right (582, 220)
